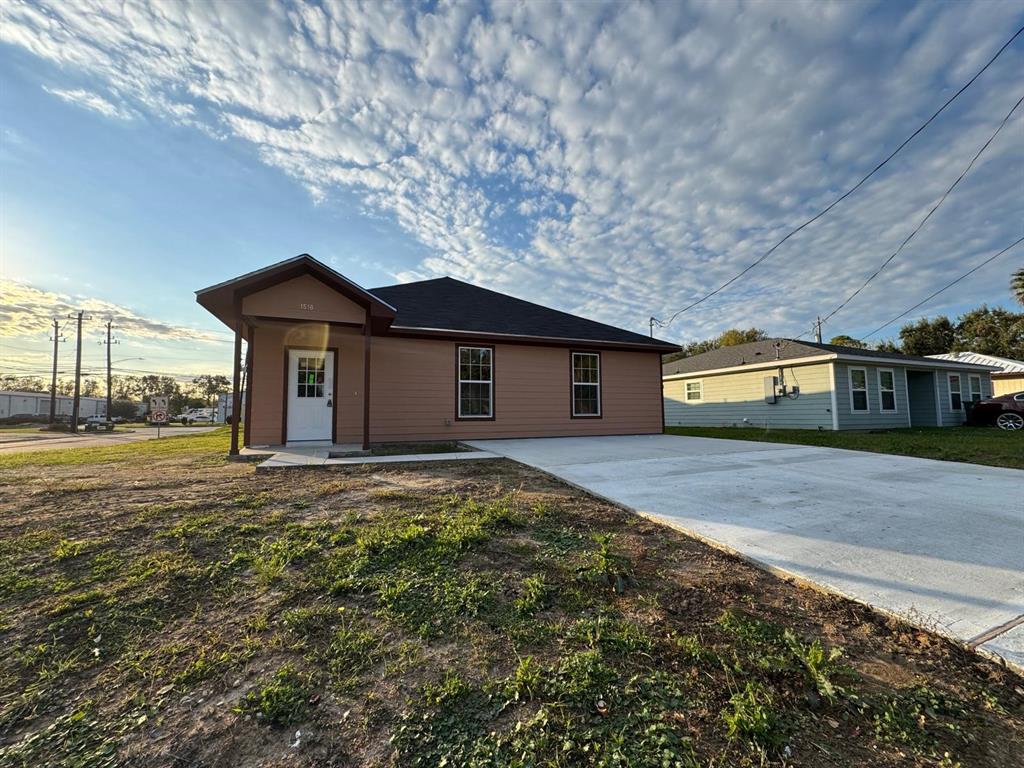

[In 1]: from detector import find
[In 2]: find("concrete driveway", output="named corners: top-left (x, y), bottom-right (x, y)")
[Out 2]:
top-left (0, 426), bottom-right (220, 454)
top-left (465, 434), bottom-right (1024, 669)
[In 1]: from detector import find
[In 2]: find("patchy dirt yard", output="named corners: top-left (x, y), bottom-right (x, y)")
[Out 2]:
top-left (0, 431), bottom-right (1021, 767)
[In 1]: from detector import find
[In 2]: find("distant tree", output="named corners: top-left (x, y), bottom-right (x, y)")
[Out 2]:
top-left (80, 378), bottom-right (102, 397)
top-left (111, 375), bottom-right (146, 401)
top-left (828, 335), bottom-right (867, 349)
top-left (0, 376), bottom-right (46, 392)
top-left (899, 316), bottom-right (956, 357)
top-left (55, 380), bottom-right (75, 396)
top-left (1012, 267), bottom-right (1024, 306)
top-left (663, 327), bottom-right (769, 363)
top-left (109, 399), bottom-right (140, 420)
top-left (953, 306), bottom-right (1024, 360)
top-left (873, 339), bottom-right (902, 353)
top-left (192, 374), bottom-right (231, 403)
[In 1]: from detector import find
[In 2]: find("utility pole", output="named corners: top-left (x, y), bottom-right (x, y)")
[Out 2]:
top-left (814, 316), bottom-right (823, 343)
top-left (69, 311), bottom-right (84, 433)
top-left (48, 319), bottom-right (65, 424)
top-left (102, 320), bottom-right (118, 419)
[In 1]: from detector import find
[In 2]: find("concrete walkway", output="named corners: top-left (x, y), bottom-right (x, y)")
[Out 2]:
top-left (245, 443), bottom-right (501, 468)
top-left (0, 426), bottom-right (220, 454)
top-left (465, 434), bottom-right (1024, 670)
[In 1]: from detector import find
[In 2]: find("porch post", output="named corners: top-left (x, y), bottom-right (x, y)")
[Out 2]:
top-left (363, 308), bottom-right (371, 450)
top-left (229, 301), bottom-right (242, 456)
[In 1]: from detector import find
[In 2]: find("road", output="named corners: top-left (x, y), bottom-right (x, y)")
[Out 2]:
top-left (0, 426), bottom-right (220, 454)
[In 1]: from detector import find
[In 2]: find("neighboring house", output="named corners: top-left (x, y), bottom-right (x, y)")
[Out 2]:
top-left (928, 352), bottom-right (1024, 397)
top-left (197, 255), bottom-right (679, 452)
top-left (0, 391), bottom-right (107, 419)
top-left (662, 339), bottom-right (997, 431)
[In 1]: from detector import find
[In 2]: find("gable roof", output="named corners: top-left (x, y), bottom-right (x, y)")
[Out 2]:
top-left (196, 255), bottom-right (679, 352)
top-left (928, 352), bottom-right (1024, 374)
top-left (369, 277), bottom-right (678, 351)
top-left (662, 338), bottom-right (999, 377)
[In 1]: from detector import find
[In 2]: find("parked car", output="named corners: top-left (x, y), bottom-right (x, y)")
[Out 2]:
top-left (175, 407), bottom-right (216, 424)
top-left (83, 416), bottom-right (114, 432)
top-left (969, 391), bottom-right (1024, 431)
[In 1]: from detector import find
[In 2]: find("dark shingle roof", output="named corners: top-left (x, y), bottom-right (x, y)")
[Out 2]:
top-left (662, 338), bottom-right (996, 375)
top-left (370, 277), bottom-right (677, 350)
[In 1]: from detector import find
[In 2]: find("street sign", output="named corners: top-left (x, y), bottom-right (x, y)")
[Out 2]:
top-left (151, 410), bottom-right (167, 423)
top-left (149, 395), bottom-right (168, 420)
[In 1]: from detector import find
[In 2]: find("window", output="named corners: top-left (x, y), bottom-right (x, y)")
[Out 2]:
top-left (296, 356), bottom-right (325, 398)
top-left (878, 369), bottom-right (897, 412)
top-left (948, 374), bottom-right (962, 411)
top-left (685, 380), bottom-right (703, 402)
top-left (571, 352), bottom-right (601, 417)
top-left (969, 375), bottom-right (983, 402)
top-left (457, 346), bottom-right (493, 418)
top-left (849, 367), bottom-right (868, 412)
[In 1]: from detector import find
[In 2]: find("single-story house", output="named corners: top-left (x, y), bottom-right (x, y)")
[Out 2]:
top-left (928, 352), bottom-right (1024, 397)
top-left (197, 255), bottom-right (679, 453)
top-left (662, 339), bottom-right (998, 431)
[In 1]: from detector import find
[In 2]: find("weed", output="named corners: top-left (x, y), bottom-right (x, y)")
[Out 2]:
top-left (503, 656), bottom-right (543, 702)
top-left (421, 672), bottom-right (473, 706)
top-left (514, 573), bottom-right (549, 615)
top-left (567, 612), bottom-right (654, 654)
top-left (233, 491), bottom-right (271, 510)
top-left (325, 614), bottom-right (381, 684)
top-left (236, 664), bottom-right (313, 727)
top-left (783, 629), bottom-right (848, 702)
top-left (53, 538), bottom-right (87, 561)
top-left (722, 681), bottom-right (785, 750)
top-left (872, 685), bottom-right (968, 758)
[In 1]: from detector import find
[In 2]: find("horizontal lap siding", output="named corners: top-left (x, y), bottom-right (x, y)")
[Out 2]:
top-left (834, 363), bottom-right (909, 430)
top-left (663, 363), bottom-right (833, 430)
top-left (369, 338), bottom-right (663, 441)
top-left (937, 370), bottom-right (992, 427)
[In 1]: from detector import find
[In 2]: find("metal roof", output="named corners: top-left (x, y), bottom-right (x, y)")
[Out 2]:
top-left (928, 352), bottom-right (1024, 374)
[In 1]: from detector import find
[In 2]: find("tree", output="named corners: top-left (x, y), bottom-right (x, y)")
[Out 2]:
top-left (663, 328), bottom-right (769, 363)
top-left (192, 374), bottom-right (231, 403)
top-left (898, 316), bottom-right (955, 357)
top-left (874, 339), bottom-right (902, 353)
top-left (1012, 267), bottom-right (1024, 306)
top-left (953, 306), bottom-right (1024, 360)
top-left (828, 335), bottom-right (867, 349)
top-left (80, 378), bottom-right (102, 397)
top-left (109, 399), bottom-right (141, 420)
top-left (0, 376), bottom-right (46, 392)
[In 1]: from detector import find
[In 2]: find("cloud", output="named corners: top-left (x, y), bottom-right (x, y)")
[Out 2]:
top-left (3, 0), bottom-right (1022, 343)
top-left (0, 279), bottom-right (230, 344)
top-left (42, 86), bottom-right (136, 120)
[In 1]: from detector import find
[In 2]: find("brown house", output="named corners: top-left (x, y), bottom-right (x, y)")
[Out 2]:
top-left (196, 255), bottom-right (679, 453)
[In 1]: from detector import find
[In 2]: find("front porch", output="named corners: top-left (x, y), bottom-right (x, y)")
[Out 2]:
top-left (240, 442), bottom-right (500, 469)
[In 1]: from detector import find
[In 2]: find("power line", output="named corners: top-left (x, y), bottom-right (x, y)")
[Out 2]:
top-left (652, 23), bottom-right (1024, 330)
top-left (816, 93), bottom-right (1023, 328)
top-left (858, 236), bottom-right (1024, 341)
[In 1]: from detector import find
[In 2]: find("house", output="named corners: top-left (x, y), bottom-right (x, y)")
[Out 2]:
top-left (662, 339), bottom-right (998, 431)
top-left (928, 352), bottom-right (1024, 397)
top-left (196, 255), bottom-right (679, 453)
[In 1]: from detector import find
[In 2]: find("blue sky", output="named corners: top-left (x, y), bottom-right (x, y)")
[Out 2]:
top-left (1, 0), bottom-right (1022, 380)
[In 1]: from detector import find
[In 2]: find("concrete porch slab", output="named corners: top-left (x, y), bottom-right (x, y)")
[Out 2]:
top-left (248, 444), bottom-right (501, 469)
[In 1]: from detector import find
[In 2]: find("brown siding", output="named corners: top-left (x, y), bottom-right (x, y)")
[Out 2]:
top-left (242, 274), bottom-right (365, 325)
top-left (246, 324), bottom-right (663, 445)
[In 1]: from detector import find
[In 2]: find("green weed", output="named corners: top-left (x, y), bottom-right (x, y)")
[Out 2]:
top-left (236, 664), bottom-right (313, 727)
top-left (722, 681), bottom-right (785, 750)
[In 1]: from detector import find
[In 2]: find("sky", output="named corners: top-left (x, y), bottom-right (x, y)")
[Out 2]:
top-left (1, 0), bottom-right (1022, 382)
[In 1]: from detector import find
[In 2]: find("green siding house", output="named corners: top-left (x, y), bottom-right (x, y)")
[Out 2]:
top-left (663, 340), bottom-right (996, 431)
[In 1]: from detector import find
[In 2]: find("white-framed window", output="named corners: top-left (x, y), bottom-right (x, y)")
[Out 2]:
top-left (685, 380), bottom-right (703, 402)
top-left (849, 367), bottom-right (869, 413)
top-left (968, 375), bottom-right (983, 402)
top-left (948, 373), bottom-right (962, 411)
top-left (571, 352), bottom-right (601, 417)
top-left (878, 369), bottom-right (897, 412)
top-left (457, 346), bottom-right (493, 418)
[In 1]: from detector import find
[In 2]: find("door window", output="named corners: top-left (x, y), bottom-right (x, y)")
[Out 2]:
top-left (297, 356), bottom-right (325, 398)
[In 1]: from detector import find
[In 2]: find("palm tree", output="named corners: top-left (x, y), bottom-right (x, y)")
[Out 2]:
top-left (1013, 267), bottom-right (1024, 306)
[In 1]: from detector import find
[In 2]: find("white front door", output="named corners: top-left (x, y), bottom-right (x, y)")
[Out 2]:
top-left (287, 349), bottom-right (334, 443)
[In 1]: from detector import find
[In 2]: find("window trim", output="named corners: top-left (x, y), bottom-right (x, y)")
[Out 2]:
top-left (684, 379), bottom-right (704, 403)
top-left (570, 350), bottom-right (602, 418)
top-left (848, 366), bottom-right (869, 414)
top-left (455, 345), bottom-right (495, 420)
top-left (877, 368), bottom-right (897, 413)
top-left (968, 374), bottom-right (983, 402)
top-left (947, 373), bottom-right (962, 412)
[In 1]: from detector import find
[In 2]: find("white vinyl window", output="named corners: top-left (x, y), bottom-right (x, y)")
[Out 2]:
top-left (572, 352), bottom-right (601, 417)
top-left (878, 369), bottom-right (897, 412)
top-left (849, 367), bottom-right (869, 413)
top-left (457, 346), bottom-right (493, 418)
top-left (685, 380), bottom-right (703, 402)
top-left (948, 374), bottom-right (962, 411)
top-left (968, 375), bottom-right (983, 402)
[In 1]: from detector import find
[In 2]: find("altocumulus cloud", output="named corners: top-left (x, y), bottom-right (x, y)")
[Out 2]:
top-left (4, 0), bottom-right (1023, 341)
top-left (0, 279), bottom-right (228, 344)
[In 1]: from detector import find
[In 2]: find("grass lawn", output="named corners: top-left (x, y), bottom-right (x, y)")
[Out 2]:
top-left (664, 425), bottom-right (1024, 470)
top-left (1, 431), bottom-right (1021, 767)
